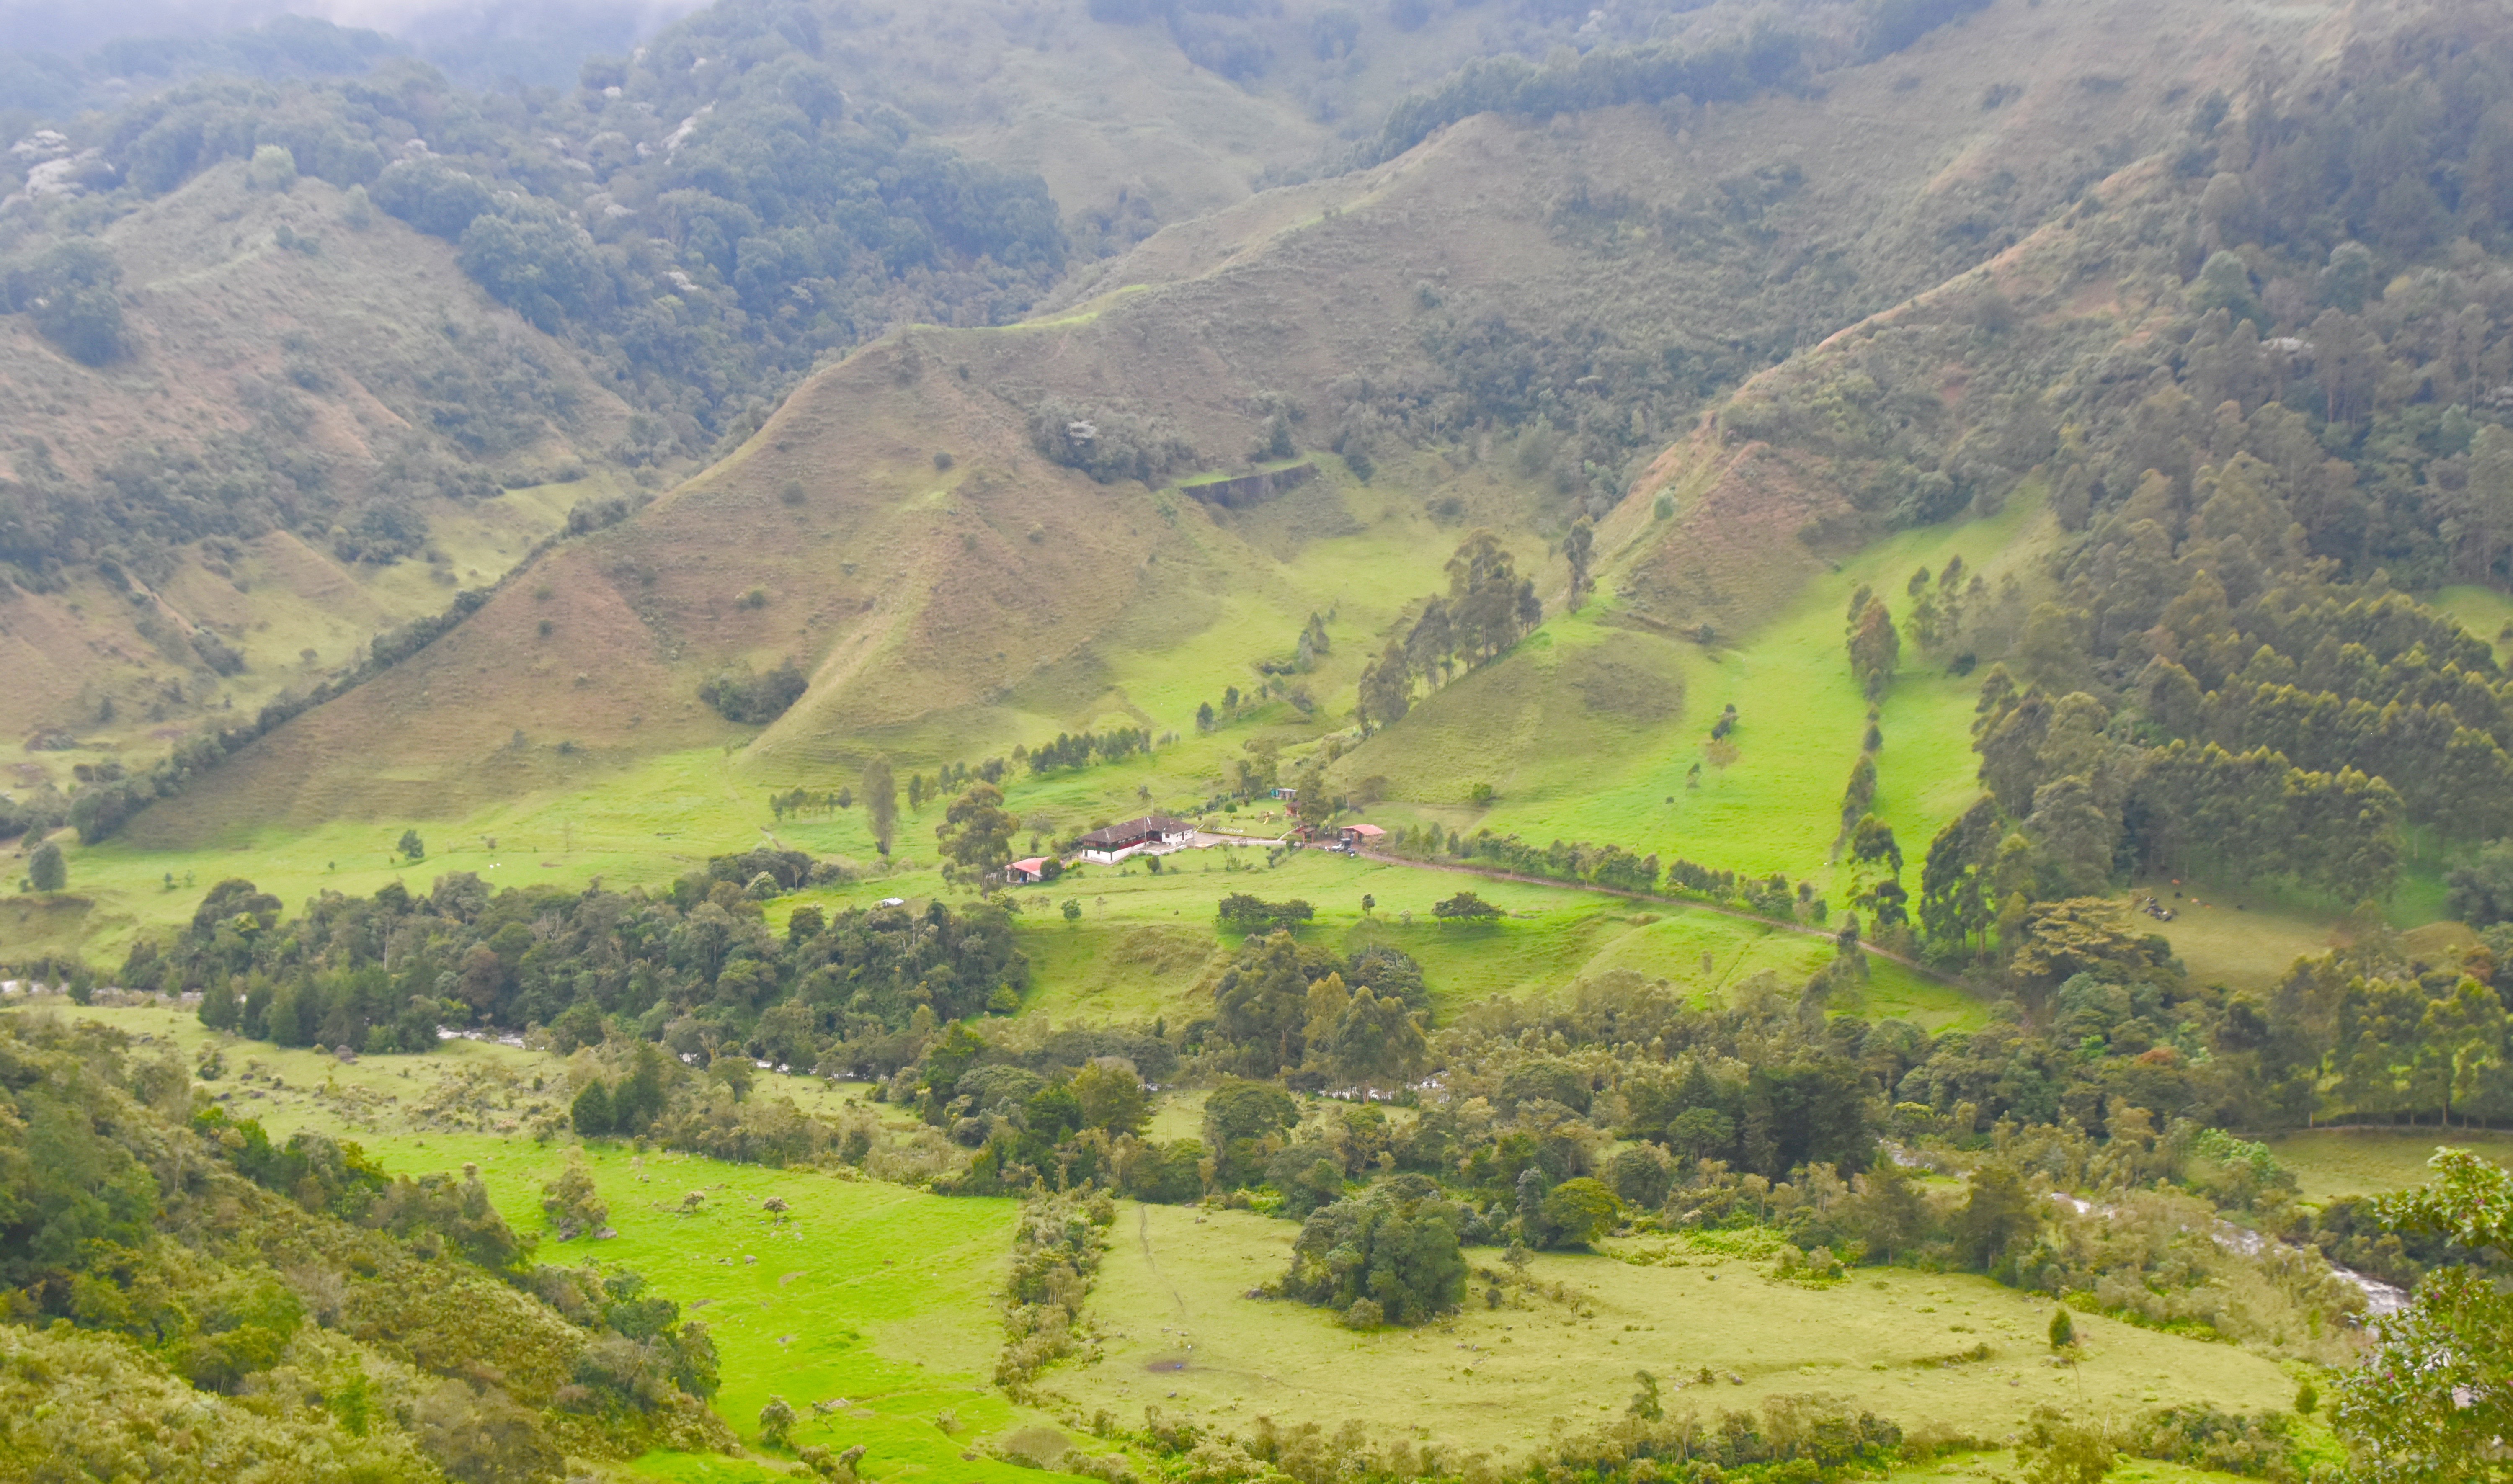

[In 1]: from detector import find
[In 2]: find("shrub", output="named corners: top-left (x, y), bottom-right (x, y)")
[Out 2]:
top-left (699, 660), bottom-right (809, 724)
top-left (1279, 1180), bottom-right (1466, 1325)
top-left (7, 240), bottom-right (126, 365)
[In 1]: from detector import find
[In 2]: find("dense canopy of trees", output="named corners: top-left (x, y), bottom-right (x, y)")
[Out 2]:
top-left (1357, 533), bottom-right (1544, 732)
top-left (142, 869), bottom-right (1026, 1068)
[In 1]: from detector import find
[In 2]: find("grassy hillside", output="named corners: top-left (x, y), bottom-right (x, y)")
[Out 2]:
top-left (115, 0), bottom-right (2279, 860)
top-left (0, 159), bottom-right (638, 785)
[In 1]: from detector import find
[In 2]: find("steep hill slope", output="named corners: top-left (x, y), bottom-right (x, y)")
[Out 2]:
top-left (1, 159), bottom-right (637, 803)
top-left (1328, 0), bottom-right (2513, 948)
top-left (126, 0), bottom-right (2301, 849)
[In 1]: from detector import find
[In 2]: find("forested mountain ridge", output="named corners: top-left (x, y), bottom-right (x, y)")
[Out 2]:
top-left (1458, 0), bottom-right (2513, 947)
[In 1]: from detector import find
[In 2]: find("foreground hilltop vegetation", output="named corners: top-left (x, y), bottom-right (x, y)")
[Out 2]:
top-left (0, 1010), bottom-right (735, 1478)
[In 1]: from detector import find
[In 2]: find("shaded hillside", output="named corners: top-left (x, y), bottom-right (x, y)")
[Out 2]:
top-left (125, 0), bottom-right (2294, 846)
top-left (0, 158), bottom-right (636, 808)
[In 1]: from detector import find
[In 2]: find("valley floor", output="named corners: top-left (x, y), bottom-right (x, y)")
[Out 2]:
top-left (48, 1000), bottom-right (2382, 1484)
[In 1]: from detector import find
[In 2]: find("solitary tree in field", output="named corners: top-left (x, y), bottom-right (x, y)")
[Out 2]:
top-left (1847, 596), bottom-right (1901, 699)
top-left (935, 782), bottom-right (1018, 891)
top-left (571, 1080), bottom-right (614, 1137)
top-left (1564, 517), bottom-right (1595, 611)
top-left (2046, 1306), bottom-right (2076, 1350)
top-left (1071, 1060), bottom-right (1150, 1136)
top-left (1539, 1177), bottom-right (1620, 1247)
top-left (28, 841), bottom-right (65, 892)
top-left (1628, 1370), bottom-right (1663, 1421)
top-left (863, 757), bottom-right (898, 855)
top-left (759, 1396), bottom-right (795, 1449)
top-left (397, 829), bottom-right (425, 861)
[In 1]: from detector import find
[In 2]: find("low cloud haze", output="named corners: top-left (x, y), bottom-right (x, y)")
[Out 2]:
top-left (0, 0), bottom-right (705, 77)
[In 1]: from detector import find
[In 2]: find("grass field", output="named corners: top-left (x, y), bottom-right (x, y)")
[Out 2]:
top-left (1321, 492), bottom-right (2053, 904)
top-left (42, 1000), bottom-right (2321, 1483)
top-left (2263, 1128), bottom-right (2513, 1205)
top-left (49, 1003), bottom-right (1085, 1483)
top-left (359, 1134), bottom-right (1042, 1484)
top-left (1056, 1202), bottom-right (2302, 1461)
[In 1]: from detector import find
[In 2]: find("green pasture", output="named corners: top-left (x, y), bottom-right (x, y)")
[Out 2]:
top-left (1058, 1202), bottom-right (2298, 1463)
top-left (34, 777), bottom-right (1980, 1031)
top-left (357, 1134), bottom-right (1046, 1484)
top-left (769, 847), bottom-right (1981, 1030)
top-left (1325, 494), bottom-right (2052, 901)
top-left (46, 1003), bottom-right (1077, 1484)
top-left (2263, 1128), bottom-right (2513, 1205)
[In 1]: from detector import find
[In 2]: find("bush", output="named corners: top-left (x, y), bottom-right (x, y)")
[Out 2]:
top-left (699, 660), bottom-right (808, 724)
top-left (7, 240), bottom-right (127, 365)
top-left (1279, 1180), bottom-right (1466, 1325)
top-left (28, 842), bottom-right (65, 893)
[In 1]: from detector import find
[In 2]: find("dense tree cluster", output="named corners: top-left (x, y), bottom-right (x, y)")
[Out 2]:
top-left (1369, 27), bottom-right (1810, 164)
top-left (1, 240), bottom-right (126, 364)
top-left (1026, 399), bottom-right (1200, 486)
top-left (1357, 533), bottom-right (1543, 733)
top-left (1274, 1175), bottom-right (1469, 1327)
top-left (1024, 726), bottom-right (1152, 775)
top-left (142, 871), bottom-right (1026, 1068)
top-left (697, 657), bottom-right (808, 724)
top-left (1205, 931), bottom-right (1432, 1086)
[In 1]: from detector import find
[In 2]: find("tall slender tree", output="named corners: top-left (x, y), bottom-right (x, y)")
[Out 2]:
top-left (863, 756), bottom-right (898, 855)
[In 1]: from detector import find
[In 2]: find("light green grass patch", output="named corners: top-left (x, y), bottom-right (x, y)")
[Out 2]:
top-left (1055, 1203), bottom-right (2295, 1462)
top-left (49, 1001), bottom-right (1078, 1484)
top-left (2102, 887), bottom-right (2337, 993)
top-left (1326, 495), bottom-right (2050, 907)
top-left (2263, 1128), bottom-right (2513, 1204)
top-left (2430, 584), bottom-right (2513, 668)
top-left (348, 1133), bottom-right (1039, 1482)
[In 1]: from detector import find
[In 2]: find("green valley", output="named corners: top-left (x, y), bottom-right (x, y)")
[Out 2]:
top-left (10, 1), bottom-right (2513, 1482)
